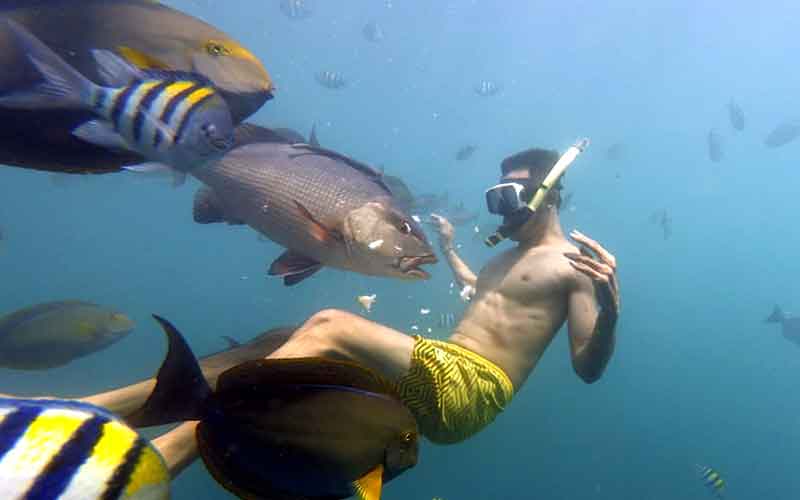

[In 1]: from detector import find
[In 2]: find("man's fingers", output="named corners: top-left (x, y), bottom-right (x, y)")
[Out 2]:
top-left (570, 230), bottom-right (617, 269)
top-left (567, 259), bottom-right (608, 282)
top-left (564, 253), bottom-right (613, 277)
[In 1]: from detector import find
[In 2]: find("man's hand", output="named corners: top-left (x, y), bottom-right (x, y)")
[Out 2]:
top-left (564, 229), bottom-right (620, 316)
top-left (429, 213), bottom-right (455, 251)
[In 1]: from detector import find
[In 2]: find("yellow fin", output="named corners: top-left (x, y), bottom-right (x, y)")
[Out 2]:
top-left (352, 464), bottom-right (383, 500)
top-left (117, 46), bottom-right (171, 70)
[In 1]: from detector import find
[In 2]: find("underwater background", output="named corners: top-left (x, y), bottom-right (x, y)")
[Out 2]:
top-left (1, 0), bottom-right (799, 498)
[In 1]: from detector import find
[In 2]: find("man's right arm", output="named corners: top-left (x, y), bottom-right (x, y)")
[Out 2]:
top-left (430, 214), bottom-right (477, 289)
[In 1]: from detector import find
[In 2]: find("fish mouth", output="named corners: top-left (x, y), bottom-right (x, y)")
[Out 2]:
top-left (397, 254), bottom-right (438, 279)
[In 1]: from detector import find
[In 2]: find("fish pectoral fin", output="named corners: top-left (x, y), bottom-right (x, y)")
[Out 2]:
top-left (352, 464), bottom-right (383, 500)
top-left (268, 251), bottom-right (322, 286)
top-left (92, 49), bottom-right (145, 87)
top-left (193, 187), bottom-right (242, 224)
top-left (116, 46), bottom-right (172, 70)
top-left (293, 200), bottom-right (343, 244)
top-left (72, 120), bottom-right (131, 151)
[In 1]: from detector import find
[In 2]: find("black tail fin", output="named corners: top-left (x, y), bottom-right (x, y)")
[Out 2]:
top-left (765, 305), bottom-right (785, 323)
top-left (126, 315), bottom-right (212, 427)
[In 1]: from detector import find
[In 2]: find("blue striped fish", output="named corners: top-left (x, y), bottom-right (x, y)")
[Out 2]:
top-left (696, 464), bottom-right (725, 498)
top-left (0, 397), bottom-right (169, 499)
top-left (0, 19), bottom-right (234, 174)
top-left (474, 80), bottom-right (501, 97)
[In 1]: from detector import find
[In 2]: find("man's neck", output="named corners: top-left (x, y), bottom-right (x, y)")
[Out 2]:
top-left (516, 209), bottom-right (565, 250)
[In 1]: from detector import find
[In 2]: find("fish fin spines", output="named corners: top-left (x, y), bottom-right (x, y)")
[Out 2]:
top-left (352, 464), bottom-right (383, 500)
top-left (125, 315), bottom-right (211, 427)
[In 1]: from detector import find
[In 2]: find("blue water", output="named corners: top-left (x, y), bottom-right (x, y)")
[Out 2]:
top-left (2, 0), bottom-right (800, 498)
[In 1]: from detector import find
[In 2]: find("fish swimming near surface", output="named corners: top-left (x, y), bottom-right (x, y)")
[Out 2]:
top-left (0, 20), bottom-right (235, 176)
top-left (0, 301), bottom-right (134, 370)
top-left (765, 305), bottom-right (800, 346)
top-left (363, 21), bottom-right (385, 43)
top-left (127, 315), bottom-right (419, 500)
top-left (764, 120), bottom-right (800, 148)
top-left (316, 70), bottom-right (347, 90)
top-left (474, 80), bottom-right (501, 97)
top-left (190, 136), bottom-right (437, 285)
top-left (280, 0), bottom-right (313, 20)
top-left (696, 464), bottom-right (725, 498)
top-left (728, 99), bottom-right (744, 131)
top-left (455, 144), bottom-right (477, 161)
top-left (648, 209), bottom-right (672, 240)
top-left (0, 396), bottom-right (169, 499)
top-left (707, 129), bottom-right (723, 162)
top-left (0, 0), bottom-right (273, 174)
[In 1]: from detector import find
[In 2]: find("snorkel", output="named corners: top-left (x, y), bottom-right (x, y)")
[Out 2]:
top-left (485, 138), bottom-right (590, 247)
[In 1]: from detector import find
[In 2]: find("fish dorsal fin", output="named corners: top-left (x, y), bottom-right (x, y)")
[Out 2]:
top-left (92, 49), bottom-right (145, 87)
top-left (116, 46), bottom-right (171, 70)
top-left (293, 200), bottom-right (343, 244)
top-left (289, 144), bottom-right (393, 195)
top-left (216, 357), bottom-right (397, 397)
top-left (234, 123), bottom-right (292, 146)
top-left (353, 464), bottom-right (384, 500)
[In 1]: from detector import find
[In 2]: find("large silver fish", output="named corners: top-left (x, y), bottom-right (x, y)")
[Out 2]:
top-left (190, 137), bottom-right (437, 285)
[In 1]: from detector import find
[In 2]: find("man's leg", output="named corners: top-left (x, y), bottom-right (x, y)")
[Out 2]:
top-left (267, 309), bottom-right (415, 382)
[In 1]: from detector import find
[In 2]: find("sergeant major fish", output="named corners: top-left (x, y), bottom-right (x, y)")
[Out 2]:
top-left (316, 71), bottom-right (347, 90)
top-left (0, 20), bottom-right (235, 175)
top-left (0, 397), bottom-right (169, 499)
top-left (474, 80), bottom-right (501, 97)
top-left (189, 133), bottom-right (437, 285)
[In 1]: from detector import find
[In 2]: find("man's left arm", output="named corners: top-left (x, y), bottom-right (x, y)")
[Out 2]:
top-left (564, 230), bottom-right (620, 383)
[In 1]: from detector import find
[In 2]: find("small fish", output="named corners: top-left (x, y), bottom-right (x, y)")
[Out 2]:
top-left (455, 144), bottom-right (477, 161)
top-left (474, 80), bottom-right (501, 97)
top-left (357, 294), bottom-right (377, 313)
top-left (0, 20), bottom-right (235, 173)
top-left (0, 396), bottom-right (169, 499)
top-left (707, 129), bottom-right (723, 162)
top-left (728, 99), bottom-right (744, 131)
top-left (363, 21), bottom-right (385, 43)
top-left (696, 464), bottom-right (725, 498)
top-left (765, 305), bottom-right (800, 346)
top-left (438, 312), bottom-right (456, 329)
top-left (0, 301), bottom-right (135, 370)
top-left (412, 192), bottom-right (449, 212)
top-left (442, 201), bottom-right (479, 226)
top-left (648, 209), bottom-right (672, 240)
top-left (280, 0), bottom-right (313, 20)
top-left (764, 120), bottom-right (800, 148)
top-left (127, 315), bottom-right (419, 500)
top-left (316, 71), bottom-right (347, 90)
top-left (605, 142), bottom-right (625, 161)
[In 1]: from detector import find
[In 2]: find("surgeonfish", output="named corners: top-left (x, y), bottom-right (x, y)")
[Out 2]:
top-left (0, 20), bottom-right (235, 176)
top-left (189, 133), bottom-right (437, 285)
top-left (127, 315), bottom-right (419, 500)
top-left (0, 0), bottom-right (273, 174)
top-left (0, 396), bottom-right (169, 499)
top-left (0, 301), bottom-right (134, 370)
top-left (696, 464), bottom-right (725, 498)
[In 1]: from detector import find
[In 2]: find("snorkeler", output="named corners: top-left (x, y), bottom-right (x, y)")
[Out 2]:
top-left (85, 141), bottom-right (620, 470)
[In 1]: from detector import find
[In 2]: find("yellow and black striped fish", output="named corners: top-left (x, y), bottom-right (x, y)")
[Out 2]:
top-left (0, 19), bottom-right (234, 174)
top-left (0, 397), bottom-right (169, 499)
top-left (697, 464), bottom-right (725, 498)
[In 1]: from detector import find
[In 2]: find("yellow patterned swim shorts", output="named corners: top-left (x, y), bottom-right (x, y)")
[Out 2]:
top-left (395, 336), bottom-right (515, 444)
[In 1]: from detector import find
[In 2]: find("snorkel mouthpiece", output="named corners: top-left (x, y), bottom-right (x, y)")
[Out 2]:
top-left (484, 138), bottom-right (589, 247)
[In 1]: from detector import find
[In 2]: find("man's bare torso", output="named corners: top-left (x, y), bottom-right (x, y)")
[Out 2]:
top-left (449, 239), bottom-right (579, 389)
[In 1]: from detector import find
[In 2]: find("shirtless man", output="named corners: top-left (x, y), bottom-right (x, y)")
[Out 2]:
top-left (90, 146), bottom-right (620, 473)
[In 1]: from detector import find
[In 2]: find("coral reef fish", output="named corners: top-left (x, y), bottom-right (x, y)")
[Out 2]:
top-left (474, 80), bottom-right (501, 97)
top-left (316, 70), bottom-right (347, 90)
top-left (764, 120), bottom-right (800, 148)
top-left (707, 129), bottom-right (723, 162)
top-left (728, 99), bottom-right (744, 131)
top-left (0, 396), bottom-right (169, 499)
top-left (455, 144), bottom-right (476, 161)
top-left (0, 20), bottom-right (234, 174)
top-left (280, 0), bottom-right (313, 20)
top-left (0, 301), bottom-right (134, 370)
top-left (648, 209), bottom-right (672, 240)
top-left (0, 0), bottom-right (273, 174)
top-left (363, 21), bottom-right (385, 43)
top-left (696, 464), bottom-right (725, 498)
top-left (127, 315), bottom-right (419, 500)
top-left (765, 305), bottom-right (800, 346)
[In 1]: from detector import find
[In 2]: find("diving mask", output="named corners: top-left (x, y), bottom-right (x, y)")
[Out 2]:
top-left (485, 181), bottom-right (534, 216)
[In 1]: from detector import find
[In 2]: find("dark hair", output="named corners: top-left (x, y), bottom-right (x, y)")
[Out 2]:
top-left (500, 148), bottom-right (563, 209)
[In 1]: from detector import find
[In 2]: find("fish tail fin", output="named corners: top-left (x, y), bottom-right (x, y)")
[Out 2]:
top-left (766, 305), bottom-right (785, 323)
top-left (0, 19), bottom-right (94, 110)
top-left (125, 315), bottom-right (212, 427)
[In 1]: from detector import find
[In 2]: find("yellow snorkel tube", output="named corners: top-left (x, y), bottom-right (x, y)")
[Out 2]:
top-left (485, 138), bottom-right (590, 247)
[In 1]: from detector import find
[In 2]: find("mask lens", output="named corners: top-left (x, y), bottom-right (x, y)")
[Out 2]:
top-left (485, 183), bottom-right (525, 215)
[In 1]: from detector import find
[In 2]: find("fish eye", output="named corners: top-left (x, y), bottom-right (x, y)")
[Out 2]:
top-left (401, 432), bottom-right (413, 442)
top-left (398, 221), bottom-right (411, 234)
top-left (205, 41), bottom-right (231, 57)
top-left (201, 123), bottom-right (217, 136)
